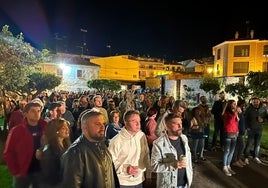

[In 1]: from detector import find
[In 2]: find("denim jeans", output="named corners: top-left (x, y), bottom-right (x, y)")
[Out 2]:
top-left (192, 138), bottom-right (205, 160)
top-left (244, 129), bottom-right (262, 158)
top-left (223, 136), bottom-right (237, 166)
top-left (233, 135), bottom-right (245, 161)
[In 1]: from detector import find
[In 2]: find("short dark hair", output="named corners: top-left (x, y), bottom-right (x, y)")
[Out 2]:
top-left (23, 102), bottom-right (42, 112)
top-left (48, 102), bottom-right (61, 111)
top-left (165, 113), bottom-right (181, 123)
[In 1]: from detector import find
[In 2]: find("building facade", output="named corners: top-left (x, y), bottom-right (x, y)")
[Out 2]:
top-left (212, 39), bottom-right (268, 77)
top-left (38, 53), bottom-right (99, 92)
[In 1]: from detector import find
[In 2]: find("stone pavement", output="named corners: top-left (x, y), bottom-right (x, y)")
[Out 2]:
top-left (190, 150), bottom-right (268, 188)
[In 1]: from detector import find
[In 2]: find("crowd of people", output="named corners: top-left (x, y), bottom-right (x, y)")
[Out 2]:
top-left (2, 89), bottom-right (268, 187)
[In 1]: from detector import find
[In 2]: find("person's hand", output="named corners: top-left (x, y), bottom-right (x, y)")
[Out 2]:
top-left (127, 165), bottom-right (139, 176)
top-left (174, 159), bottom-right (186, 169)
top-left (258, 116), bottom-right (264, 123)
top-left (35, 149), bottom-right (43, 160)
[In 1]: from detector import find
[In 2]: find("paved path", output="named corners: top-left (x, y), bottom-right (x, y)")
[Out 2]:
top-left (144, 149), bottom-right (268, 188)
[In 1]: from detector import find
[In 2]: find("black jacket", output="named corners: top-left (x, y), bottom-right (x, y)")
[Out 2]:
top-left (61, 135), bottom-right (120, 188)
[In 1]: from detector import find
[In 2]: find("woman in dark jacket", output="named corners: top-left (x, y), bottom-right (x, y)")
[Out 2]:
top-left (39, 118), bottom-right (71, 188)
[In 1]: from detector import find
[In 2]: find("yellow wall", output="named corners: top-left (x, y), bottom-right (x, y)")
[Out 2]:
top-left (91, 55), bottom-right (140, 81)
top-left (213, 40), bottom-right (268, 77)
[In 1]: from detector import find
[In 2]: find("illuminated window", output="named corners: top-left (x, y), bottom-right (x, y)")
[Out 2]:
top-left (234, 45), bottom-right (250, 57)
top-left (233, 62), bottom-right (249, 73)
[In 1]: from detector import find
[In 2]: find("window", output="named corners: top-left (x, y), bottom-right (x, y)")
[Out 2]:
top-left (233, 62), bottom-right (249, 73)
top-left (77, 69), bottom-right (83, 78)
top-left (263, 45), bottom-right (268, 56)
top-left (57, 68), bottom-right (63, 76)
top-left (263, 62), bottom-right (268, 72)
top-left (234, 45), bottom-right (250, 57)
top-left (217, 49), bottom-right (221, 60)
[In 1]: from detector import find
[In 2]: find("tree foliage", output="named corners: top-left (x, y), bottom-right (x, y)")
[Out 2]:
top-left (0, 25), bottom-right (49, 92)
top-left (246, 71), bottom-right (268, 98)
top-left (24, 72), bottom-right (61, 97)
top-left (225, 83), bottom-right (250, 99)
top-left (87, 79), bottom-right (121, 91)
top-left (199, 77), bottom-right (221, 95)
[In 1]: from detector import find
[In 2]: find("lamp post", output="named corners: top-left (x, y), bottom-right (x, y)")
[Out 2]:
top-left (80, 28), bottom-right (87, 55)
top-left (106, 45), bottom-right (111, 56)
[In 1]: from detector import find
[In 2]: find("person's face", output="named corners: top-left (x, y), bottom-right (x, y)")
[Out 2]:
top-left (252, 99), bottom-right (260, 108)
top-left (80, 97), bottom-right (88, 106)
top-left (200, 96), bottom-right (207, 104)
top-left (50, 107), bottom-right (61, 119)
top-left (166, 117), bottom-right (183, 137)
top-left (124, 114), bottom-right (141, 135)
top-left (25, 106), bottom-right (41, 124)
top-left (112, 113), bottom-right (120, 124)
top-left (139, 94), bottom-right (145, 101)
top-left (173, 106), bottom-right (185, 116)
top-left (231, 101), bottom-right (237, 111)
top-left (19, 100), bottom-right (27, 110)
top-left (58, 123), bottom-right (70, 139)
top-left (84, 115), bottom-right (105, 142)
top-left (94, 97), bottom-right (103, 108)
top-left (220, 93), bottom-right (225, 100)
top-left (59, 103), bottom-right (66, 114)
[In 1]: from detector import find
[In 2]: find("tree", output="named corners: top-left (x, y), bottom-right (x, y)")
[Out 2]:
top-left (87, 79), bottom-right (121, 91)
top-left (225, 83), bottom-right (250, 99)
top-left (0, 25), bottom-right (49, 93)
top-left (199, 77), bottom-right (221, 95)
top-left (23, 72), bottom-right (61, 97)
top-left (183, 85), bottom-right (195, 100)
top-left (246, 71), bottom-right (268, 98)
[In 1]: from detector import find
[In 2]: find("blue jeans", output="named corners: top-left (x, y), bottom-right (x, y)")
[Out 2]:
top-left (233, 135), bottom-right (245, 161)
top-left (244, 129), bottom-right (262, 158)
top-left (223, 136), bottom-right (237, 166)
top-left (192, 138), bottom-right (205, 160)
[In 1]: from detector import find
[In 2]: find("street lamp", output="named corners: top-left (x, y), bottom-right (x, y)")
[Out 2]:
top-left (106, 45), bottom-right (111, 56)
top-left (80, 28), bottom-right (87, 55)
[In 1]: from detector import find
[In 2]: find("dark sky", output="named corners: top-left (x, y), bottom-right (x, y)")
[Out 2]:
top-left (1, 0), bottom-right (267, 61)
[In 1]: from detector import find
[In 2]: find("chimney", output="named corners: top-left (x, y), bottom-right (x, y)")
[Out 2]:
top-left (250, 30), bottom-right (254, 39)
top-left (235, 31), bottom-right (239, 39)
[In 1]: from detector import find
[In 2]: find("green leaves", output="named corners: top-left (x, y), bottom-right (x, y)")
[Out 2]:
top-left (200, 77), bottom-right (221, 95)
top-left (87, 79), bottom-right (121, 91)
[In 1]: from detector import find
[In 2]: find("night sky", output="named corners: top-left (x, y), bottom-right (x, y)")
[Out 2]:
top-left (1, 0), bottom-right (267, 61)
